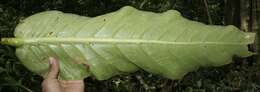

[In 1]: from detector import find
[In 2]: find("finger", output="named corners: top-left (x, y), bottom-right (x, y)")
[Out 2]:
top-left (59, 80), bottom-right (84, 92)
top-left (46, 57), bottom-right (59, 79)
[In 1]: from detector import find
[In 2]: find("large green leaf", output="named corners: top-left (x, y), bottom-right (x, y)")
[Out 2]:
top-left (0, 6), bottom-right (255, 80)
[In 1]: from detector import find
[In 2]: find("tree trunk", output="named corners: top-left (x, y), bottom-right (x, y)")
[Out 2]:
top-left (251, 0), bottom-right (260, 63)
top-left (224, 0), bottom-right (241, 27)
top-left (239, 0), bottom-right (259, 63)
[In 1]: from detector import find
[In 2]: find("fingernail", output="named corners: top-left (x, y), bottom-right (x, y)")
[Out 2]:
top-left (49, 57), bottom-right (54, 65)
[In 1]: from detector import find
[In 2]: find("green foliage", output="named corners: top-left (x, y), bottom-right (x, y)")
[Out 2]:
top-left (0, 0), bottom-right (259, 92)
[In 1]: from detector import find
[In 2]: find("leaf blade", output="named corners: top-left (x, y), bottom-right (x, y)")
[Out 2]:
top-left (3, 6), bottom-right (255, 80)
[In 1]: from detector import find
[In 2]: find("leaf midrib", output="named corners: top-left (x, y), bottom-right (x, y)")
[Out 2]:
top-left (20, 38), bottom-right (247, 45)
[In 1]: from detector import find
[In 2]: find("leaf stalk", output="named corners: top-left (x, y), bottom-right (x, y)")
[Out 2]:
top-left (0, 38), bottom-right (24, 47)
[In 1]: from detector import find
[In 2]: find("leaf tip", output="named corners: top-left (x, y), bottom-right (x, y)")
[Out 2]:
top-left (245, 32), bottom-right (256, 44)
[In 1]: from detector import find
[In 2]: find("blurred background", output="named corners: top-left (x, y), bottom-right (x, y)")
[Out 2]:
top-left (0, 0), bottom-right (259, 92)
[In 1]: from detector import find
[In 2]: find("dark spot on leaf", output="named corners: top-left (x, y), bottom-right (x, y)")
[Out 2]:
top-left (103, 19), bottom-right (106, 21)
top-left (89, 42), bottom-right (95, 46)
top-left (48, 32), bottom-right (53, 35)
top-left (83, 63), bottom-right (90, 69)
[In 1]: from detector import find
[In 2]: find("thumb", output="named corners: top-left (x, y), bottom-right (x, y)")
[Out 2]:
top-left (46, 57), bottom-right (59, 79)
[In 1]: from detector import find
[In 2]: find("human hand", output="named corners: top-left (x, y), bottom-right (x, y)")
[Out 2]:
top-left (42, 57), bottom-right (85, 92)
